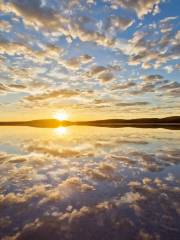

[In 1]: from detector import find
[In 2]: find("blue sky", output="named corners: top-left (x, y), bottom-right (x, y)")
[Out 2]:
top-left (0, 0), bottom-right (180, 120)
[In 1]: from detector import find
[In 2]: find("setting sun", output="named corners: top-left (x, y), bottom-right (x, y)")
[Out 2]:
top-left (53, 111), bottom-right (69, 121)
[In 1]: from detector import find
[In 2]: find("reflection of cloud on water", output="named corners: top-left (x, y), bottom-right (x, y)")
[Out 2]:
top-left (109, 148), bottom-right (180, 172)
top-left (2, 179), bottom-right (180, 240)
top-left (0, 127), bottom-right (180, 239)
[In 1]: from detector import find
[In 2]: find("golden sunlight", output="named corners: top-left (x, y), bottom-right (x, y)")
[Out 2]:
top-left (53, 111), bottom-right (69, 121)
top-left (54, 127), bottom-right (68, 136)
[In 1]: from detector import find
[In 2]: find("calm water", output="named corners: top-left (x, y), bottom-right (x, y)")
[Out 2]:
top-left (0, 126), bottom-right (180, 240)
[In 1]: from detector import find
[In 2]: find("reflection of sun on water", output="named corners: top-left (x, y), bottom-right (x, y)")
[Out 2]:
top-left (54, 127), bottom-right (68, 136)
top-left (53, 111), bottom-right (69, 137)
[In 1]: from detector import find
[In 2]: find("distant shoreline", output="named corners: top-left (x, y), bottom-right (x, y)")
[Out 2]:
top-left (0, 116), bottom-right (180, 130)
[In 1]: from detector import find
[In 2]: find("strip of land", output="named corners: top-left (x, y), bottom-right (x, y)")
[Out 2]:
top-left (0, 116), bottom-right (180, 130)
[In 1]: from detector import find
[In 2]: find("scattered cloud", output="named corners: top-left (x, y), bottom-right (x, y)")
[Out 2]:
top-left (104, 0), bottom-right (162, 18)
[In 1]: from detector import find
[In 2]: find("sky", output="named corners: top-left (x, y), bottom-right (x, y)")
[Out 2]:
top-left (0, 0), bottom-right (180, 121)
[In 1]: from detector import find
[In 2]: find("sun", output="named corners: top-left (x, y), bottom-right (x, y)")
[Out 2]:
top-left (54, 111), bottom-right (69, 121)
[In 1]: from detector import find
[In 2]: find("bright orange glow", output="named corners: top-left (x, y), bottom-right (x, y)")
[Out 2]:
top-left (53, 111), bottom-right (69, 121)
top-left (54, 127), bottom-right (68, 136)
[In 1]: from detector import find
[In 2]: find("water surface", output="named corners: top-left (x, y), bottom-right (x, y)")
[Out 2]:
top-left (0, 126), bottom-right (180, 240)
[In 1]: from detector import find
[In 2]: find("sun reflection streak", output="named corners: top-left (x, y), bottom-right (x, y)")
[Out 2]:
top-left (54, 127), bottom-right (68, 136)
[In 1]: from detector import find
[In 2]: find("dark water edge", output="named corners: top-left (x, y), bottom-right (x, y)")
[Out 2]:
top-left (0, 122), bottom-right (180, 130)
top-left (0, 116), bottom-right (180, 129)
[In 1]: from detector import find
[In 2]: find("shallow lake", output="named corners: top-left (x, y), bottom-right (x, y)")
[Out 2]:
top-left (0, 126), bottom-right (180, 240)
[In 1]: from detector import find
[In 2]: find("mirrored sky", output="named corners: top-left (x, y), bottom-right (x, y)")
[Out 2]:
top-left (0, 0), bottom-right (180, 120)
top-left (0, 126), bottom-right (180, 239)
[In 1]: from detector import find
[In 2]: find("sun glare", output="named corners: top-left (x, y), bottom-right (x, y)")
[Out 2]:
top-left (54, 111), bottom-right (69, 121)
top-left (54, 127), bottom-right (68, 136)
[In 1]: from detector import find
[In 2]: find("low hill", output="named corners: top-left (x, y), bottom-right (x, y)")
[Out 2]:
top-left (0, 116), bottom-right (180, 129)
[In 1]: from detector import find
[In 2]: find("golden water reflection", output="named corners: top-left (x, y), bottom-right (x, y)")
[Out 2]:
top-left (0, 126), bottom-right (179, 240)
top-left (54, 126), bottom-right (69, 136)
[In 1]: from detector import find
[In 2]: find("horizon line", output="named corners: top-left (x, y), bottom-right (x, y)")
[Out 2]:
top-left (0, 115), bottom-right (180, 130)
